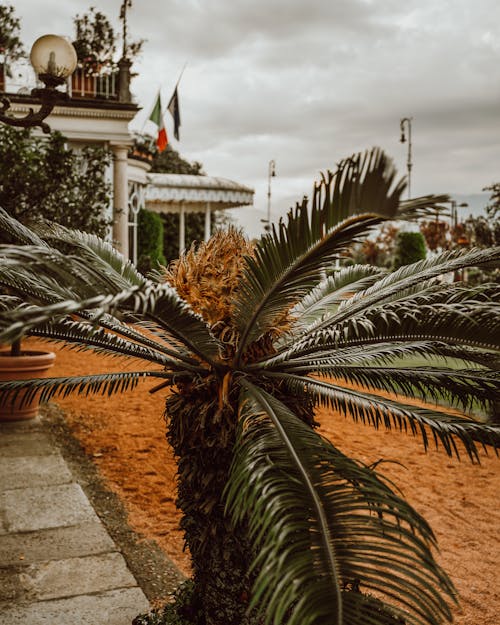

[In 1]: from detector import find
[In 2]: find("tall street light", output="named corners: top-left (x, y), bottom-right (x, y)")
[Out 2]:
top-left (0, 35), bottom-right (77, 133)
top-left (400, 117), bottom-right (413, 199)
top-left (262, 159), bottom-right (276, 233)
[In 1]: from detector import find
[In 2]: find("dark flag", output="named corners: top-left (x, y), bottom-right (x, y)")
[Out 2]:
top-left (167, 87), bottom-right (181, 141)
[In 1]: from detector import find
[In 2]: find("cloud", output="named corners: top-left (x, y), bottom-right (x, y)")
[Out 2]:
top-left (11, 0), bottom-right (500, 240)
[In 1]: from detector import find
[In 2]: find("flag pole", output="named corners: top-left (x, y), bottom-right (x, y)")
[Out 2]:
top-left (176, 61), bottom-right (188, 88)
top-left (163, 62), bottom-right (187, 115)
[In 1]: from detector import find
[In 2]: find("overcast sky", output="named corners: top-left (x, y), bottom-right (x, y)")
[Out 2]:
top-left (10, 0), bottom-right (500, 235)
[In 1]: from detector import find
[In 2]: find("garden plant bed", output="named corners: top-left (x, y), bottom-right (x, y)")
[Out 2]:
top-left (31, 338), bottom-right (499, 625)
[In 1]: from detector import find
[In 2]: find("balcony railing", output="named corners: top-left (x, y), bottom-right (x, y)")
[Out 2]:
top-left (70, 67), bottom-right (118, 100)
top-left (0, 62), bottom-right (119, 101)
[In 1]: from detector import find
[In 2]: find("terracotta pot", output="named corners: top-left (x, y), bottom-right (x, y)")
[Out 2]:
top-left (0, 350), bottom-right (56, 421)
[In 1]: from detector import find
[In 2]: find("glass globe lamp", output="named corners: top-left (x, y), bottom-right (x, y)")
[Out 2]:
top-left (29, 35), bottom-right (77, 87)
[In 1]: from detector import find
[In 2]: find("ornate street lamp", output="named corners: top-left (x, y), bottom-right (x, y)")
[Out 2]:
top-left (0, 34), bottom-right (77, 133)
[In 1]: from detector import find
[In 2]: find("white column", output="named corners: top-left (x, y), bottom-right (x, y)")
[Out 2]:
top-left (204, 202), bottom-right (211, 242)
top-left (111, 144), bottom-right (129, 259)
top-left (179, 204), bottom-right (186, 254)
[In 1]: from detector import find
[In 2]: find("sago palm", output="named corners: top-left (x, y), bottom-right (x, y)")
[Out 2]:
top-left (0, 148), bottom-right (499, 625)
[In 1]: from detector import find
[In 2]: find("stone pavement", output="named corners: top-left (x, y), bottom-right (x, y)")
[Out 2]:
top-left (0, 417), bottom-right (150, 625)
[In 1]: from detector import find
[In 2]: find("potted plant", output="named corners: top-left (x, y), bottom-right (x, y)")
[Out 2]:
top-left (70, 6), bottom-right (143, 99)
top-left (0, 150), bottom-right (498, 625)
top-left (0, 336), bottom-right (55, 421)
top-left (71, 8), bottom-right (115, 97)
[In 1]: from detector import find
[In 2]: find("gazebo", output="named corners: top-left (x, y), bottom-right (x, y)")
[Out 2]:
top-left (145, 173), bottom-right (254, 251)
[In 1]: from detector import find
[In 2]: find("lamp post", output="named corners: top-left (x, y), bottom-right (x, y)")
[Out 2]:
top-left (400, 117), bottom-right (413, 199)
top-left (0, 34), bottom-right (77, 133)
top-left (261, 159), bottom-right (276, 233)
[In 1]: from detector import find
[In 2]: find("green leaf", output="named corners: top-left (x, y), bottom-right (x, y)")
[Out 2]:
top-left (267, 372), bottom-right (500, 461)
top-left (0, 370), bottom-right (175, 408)
top-left (226, 380), bottom-right (455, 625)
top-left (234, 149), bottom-right (451, 361)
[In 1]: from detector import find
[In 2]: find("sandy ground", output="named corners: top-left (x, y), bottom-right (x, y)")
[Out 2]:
top-left (30, 339), bottom-right (499, 625)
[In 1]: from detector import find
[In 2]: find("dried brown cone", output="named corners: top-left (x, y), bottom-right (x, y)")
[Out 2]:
top-left (165, 228), bottom-right (254, 347)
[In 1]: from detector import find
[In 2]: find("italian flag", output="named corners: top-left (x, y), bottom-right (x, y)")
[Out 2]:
top-left (149, 94), bottom-right (168, 152)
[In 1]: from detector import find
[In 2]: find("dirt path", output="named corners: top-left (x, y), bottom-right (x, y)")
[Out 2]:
top-left (31, 339), bottom-right (499, 624)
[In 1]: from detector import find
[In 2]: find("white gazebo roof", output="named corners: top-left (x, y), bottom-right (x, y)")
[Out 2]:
top-left (145, 173), bottom-right (254, 213)
top-left (144, 173), bottom-right (254, 251)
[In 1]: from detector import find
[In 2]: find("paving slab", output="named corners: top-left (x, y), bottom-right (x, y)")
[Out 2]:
top-left (0, 522), bottom-right (115, 565)
top-left (0, 455), bottom-right (72, 489)
top-left (0, 431), bottom-right (56, 458)
top-left (0, 418), bottom-right (152, 622)
top-left (0, 483), bottom-right (99, 533)
top-left (0, 587), bottom-right (150, 625)
top-left (13, 552), bottom-right (137, 601)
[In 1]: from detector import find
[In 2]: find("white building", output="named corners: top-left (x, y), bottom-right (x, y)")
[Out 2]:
top-left (1, 63), bottom-right (254, 262)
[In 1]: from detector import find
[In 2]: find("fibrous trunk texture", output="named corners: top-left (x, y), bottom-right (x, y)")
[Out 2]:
top-left (166, 377), bottom-right (254, 625)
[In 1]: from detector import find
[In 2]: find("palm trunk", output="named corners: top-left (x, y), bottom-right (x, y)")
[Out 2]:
top-left (165, 378), bottom-right (254, 625)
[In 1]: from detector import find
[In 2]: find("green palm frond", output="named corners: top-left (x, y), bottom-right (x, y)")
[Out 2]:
top-left (234, 150), bottom-right (453, 361)
top-left (0, 370), bottom-right (175, 408)
top-left (290, 264), bottom-right (386, 330)
top-left (33, 221), bottom-right (145, 289)
top-left (234, 213), bottom-right (384, 360)
top-left (121, 288), bottom-right (221, 363)
top-left (0, 265), bottom-right (220, 364)
top-left (28, 318), bottom-right (193, 370)
top-left (331, 248), bottom-right (500, 326)
top-left (273, 280), bottom-right (500, 365)
top-left (226, 380), bottom-right (455, 625)
top-left (255, 340), bottom-right (479, 370)
top-left (0, 247), bottom-right (82, 304)
top-left (397, 195), bottom-right (452, 219)
top-left (0, 291), bottom-right (138, 343)
top-left (287, 365), bottom-right (497, 412)
top-left (0, 206), bottom-right (47, 247)
top-left (311, 147), bottom-right (425, 227)
top-left (94, 313), bottom-right (201, 366)
top-left (268, 373), bottom-right (500, 460)
top-left (429, 343), bottom-right (500, 369)
top-left (322, 297), bottom-right (498, 353)
top-left (0, 244), bottom-right (129, 303)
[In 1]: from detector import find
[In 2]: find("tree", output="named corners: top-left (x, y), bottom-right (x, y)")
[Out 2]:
top-left (72, 5), bottom-right (143, 74)
top-left (393, 231), bottom-right (427, 269)
top-left (419, 219), bottom-right (450, 252)
top-left (347, 222), bottom-right (399, 267)
top-left (0, 147), bottom-right (499, 625)
top-left (73, 7), bottom-right (116, 72)
top-left (137, 209), bottom-right (166, 274)
top-left (151, 145), bottom-right (204, 176)
top-left (0, 4), bottom-right (25, 74)
top-left (0, 125), bottom-right (111, 237)
top-left (447, 187), bottom-right (500, 287)
top-left (484, 182), bottom-right (500, 220)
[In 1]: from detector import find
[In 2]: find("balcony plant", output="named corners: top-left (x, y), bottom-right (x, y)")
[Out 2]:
top-left (0, 148), bottom-right (499, 625)
top-left (71, 6), bottom-right (143, 98)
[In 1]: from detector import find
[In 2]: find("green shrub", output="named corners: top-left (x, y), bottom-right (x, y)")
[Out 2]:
top-left (393, 231), bottom-right (427, 269)
top-left (138, 209), bottom-right (166, 273)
